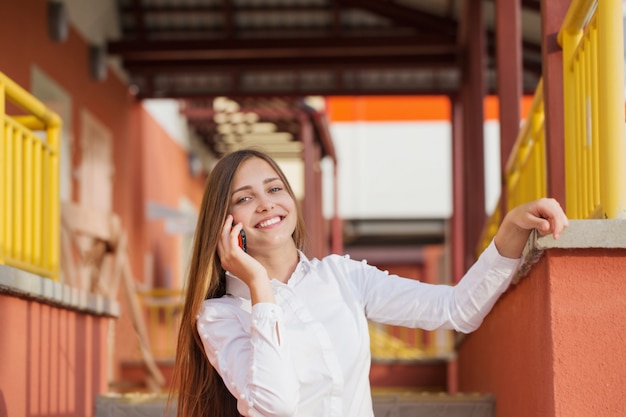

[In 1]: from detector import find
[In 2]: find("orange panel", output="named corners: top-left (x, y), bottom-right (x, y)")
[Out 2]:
top-left (326, 96), bottom-right (451, 122)
top-left (327, 95), bottom-right (534, 122)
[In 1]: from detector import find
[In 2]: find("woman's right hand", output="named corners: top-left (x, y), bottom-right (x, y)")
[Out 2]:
top-left (218, 215), bottom-right (275, 304)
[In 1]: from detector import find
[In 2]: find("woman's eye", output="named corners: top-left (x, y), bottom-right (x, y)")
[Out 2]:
top-left (269, 186), bottom-right (282, 193)
top-left (236, 196), bottom-right (250, 204)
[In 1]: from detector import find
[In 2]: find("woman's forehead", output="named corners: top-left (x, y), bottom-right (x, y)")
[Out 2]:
top-left (232, 157), bottom-right (281, 186)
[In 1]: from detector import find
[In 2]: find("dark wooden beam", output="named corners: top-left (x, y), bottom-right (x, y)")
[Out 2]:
top-left (496, 0), bottom-right (522, 216)
top-left (134, 86), bottom-right (461, 100)
top-left (107, 35), bottom-right (456, 58)
top-left (222, 0), bottom-right (234, 38)
top-left (130, 0), bottom-right (146, 39)
top-left (334, 0), bottom-right (457, 35)
top-left (119, 4), bottom-right (332, 13)
top-left (540, 0), bottom-right (568, 206)
top-left (122, 54), bottom-right (457, 73)
top-left (460, 0), bottom-right (486, 267)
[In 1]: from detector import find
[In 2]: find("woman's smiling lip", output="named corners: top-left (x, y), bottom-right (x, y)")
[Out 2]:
top-left (256, 216), bottom-right (284, 228)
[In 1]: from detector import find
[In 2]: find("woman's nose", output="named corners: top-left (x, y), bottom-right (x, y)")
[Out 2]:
top-left (256, 196), bottom-right (275, 212)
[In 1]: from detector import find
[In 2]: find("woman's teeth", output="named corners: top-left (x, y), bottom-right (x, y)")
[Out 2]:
top-left (258, 217), bottom-right (281, 228)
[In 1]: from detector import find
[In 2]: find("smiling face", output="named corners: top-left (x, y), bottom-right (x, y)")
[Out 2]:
top-left (229, 157), bottom-right (298, 254)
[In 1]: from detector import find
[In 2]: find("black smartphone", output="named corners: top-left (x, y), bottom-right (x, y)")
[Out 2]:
top-left (238, 229), bottom-right (247, 252)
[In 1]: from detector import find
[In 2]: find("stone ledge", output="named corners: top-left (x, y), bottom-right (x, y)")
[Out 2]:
top-left (96, 392), bottom-right (493, 417)
top-left (0, 265), bottom-right (119, 317)
top-left (515, 219), bottom-right (626, 283)
top-left (96, 394), bottom-right (175, 417)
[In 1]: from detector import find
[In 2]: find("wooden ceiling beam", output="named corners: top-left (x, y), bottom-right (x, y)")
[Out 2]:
top-left (119, 4), bottom-right (332, 14)
top-left (121, 54), bottom-right (458, 73)
top-left (107, 35), bottom-right (456, 58)
top-left (333, 0), bottom-right (457, 36)
top-left (130, 0), bottom-right (146, 39)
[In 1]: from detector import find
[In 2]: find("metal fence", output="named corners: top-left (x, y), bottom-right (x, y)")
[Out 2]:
top-left (0, 72), bottom-right (61, 280)
top-left (478, 0), bottom-right (626, 254)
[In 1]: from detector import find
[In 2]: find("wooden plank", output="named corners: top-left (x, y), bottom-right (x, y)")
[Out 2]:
top-left (61, 202), bottom-right (115, 241)
top-left (121, 251), bottom-right (166, 389)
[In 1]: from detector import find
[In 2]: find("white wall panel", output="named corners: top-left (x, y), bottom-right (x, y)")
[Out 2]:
top-left (329, 121), bottom-right (452, 219)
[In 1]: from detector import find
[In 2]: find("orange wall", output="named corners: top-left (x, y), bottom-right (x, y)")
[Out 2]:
top-left (0, 0), bottom-right (147, 283)
top-left (142, 110), bottom-right (206, 289)
top-left (457, 248), bottom-right (626, 417)
top-left (1, 0), bottom-right (206, 394)
top-left (0, 293), bottom-right (110, 417)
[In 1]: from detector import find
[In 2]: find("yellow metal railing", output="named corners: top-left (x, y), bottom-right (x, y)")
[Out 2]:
top-left (478, 0), bottom-right (626, 253)
top-left (477, 196), bottom-right (504, 258)
top-left (137, 288), bottom-right (184, 359)
top-left (477, 81), bottom-right (547, 255)
top-left (0, 72), bottom-right (61, 280)
top-left (369, 322), bottom-right (453, 362)
top-left (504, 79), bottom-right (548, 210)
top-left (559, 0), bottom-right (626, 219)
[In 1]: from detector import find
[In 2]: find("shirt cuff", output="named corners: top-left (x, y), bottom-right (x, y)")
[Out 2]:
top-left (251, 302), bottom-right (282, 318)
top-left (250, 303), bottom-right (284, 348)
top-left (250, 303), bottom-right (283, 333)
top-left (484, 238), bottom-right (524, 268)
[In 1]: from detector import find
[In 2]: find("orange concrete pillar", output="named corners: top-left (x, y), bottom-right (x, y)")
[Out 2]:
top-left (456, 220), bottom-right (626, 417)
top-left (0, 291), bottom-right (113, 417)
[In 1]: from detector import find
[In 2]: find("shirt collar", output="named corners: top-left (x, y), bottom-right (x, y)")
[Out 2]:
top-left (225, 250), bottom-right (312, 299)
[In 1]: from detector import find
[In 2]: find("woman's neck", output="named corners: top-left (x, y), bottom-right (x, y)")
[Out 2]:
top-left (253, 244), bottom-right (300, 283)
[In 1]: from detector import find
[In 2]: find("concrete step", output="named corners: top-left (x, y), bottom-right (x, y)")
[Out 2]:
top-left (96, 391), bottom-right (494, 417)
top-left (96, 393), bottom-right (175, 417)
top-left (372, 391), bottom-right (494, 417)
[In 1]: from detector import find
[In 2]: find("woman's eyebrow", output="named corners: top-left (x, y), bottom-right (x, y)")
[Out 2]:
top-left (264, 177), bottom-right (281, 184)
top-left (231, 177), bottom-right (281, 196)
top-left (231, 185), bottom-right (251, 196)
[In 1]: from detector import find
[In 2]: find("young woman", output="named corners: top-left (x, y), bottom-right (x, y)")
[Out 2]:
top-left (172, 149), bottom-right (568, 417)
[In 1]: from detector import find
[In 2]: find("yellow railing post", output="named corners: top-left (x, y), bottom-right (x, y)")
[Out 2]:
top-left (597, 0), bottom-right (626, 218)
top-left (0, 82), bottom-right (4, 263)
top-left (560, 5), bottom-right (585, 219)
top-left (5, 122), bottom-right (14, 261)
top-left (559, 0), bottom-right (626, 219)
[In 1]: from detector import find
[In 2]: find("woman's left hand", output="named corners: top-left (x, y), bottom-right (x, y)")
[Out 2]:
top-left (494, 197), bottom-right (569, 258)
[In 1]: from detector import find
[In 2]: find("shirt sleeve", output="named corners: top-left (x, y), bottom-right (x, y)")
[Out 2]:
top-left (345, 239), bottom-right (522, 333)
top-left (197, 300), bottom-right (300, 417)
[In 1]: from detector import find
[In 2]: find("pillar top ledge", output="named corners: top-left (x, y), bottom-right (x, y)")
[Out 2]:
top-left (514, 219), bottom-right (626, 283)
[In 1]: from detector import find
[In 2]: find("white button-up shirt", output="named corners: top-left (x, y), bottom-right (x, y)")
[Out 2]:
top-left (197, 240), bottom-right (521, 417)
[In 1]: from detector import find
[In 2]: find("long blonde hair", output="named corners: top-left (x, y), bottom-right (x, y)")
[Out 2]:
top-left (170, 149), bottom-right (306, 417)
